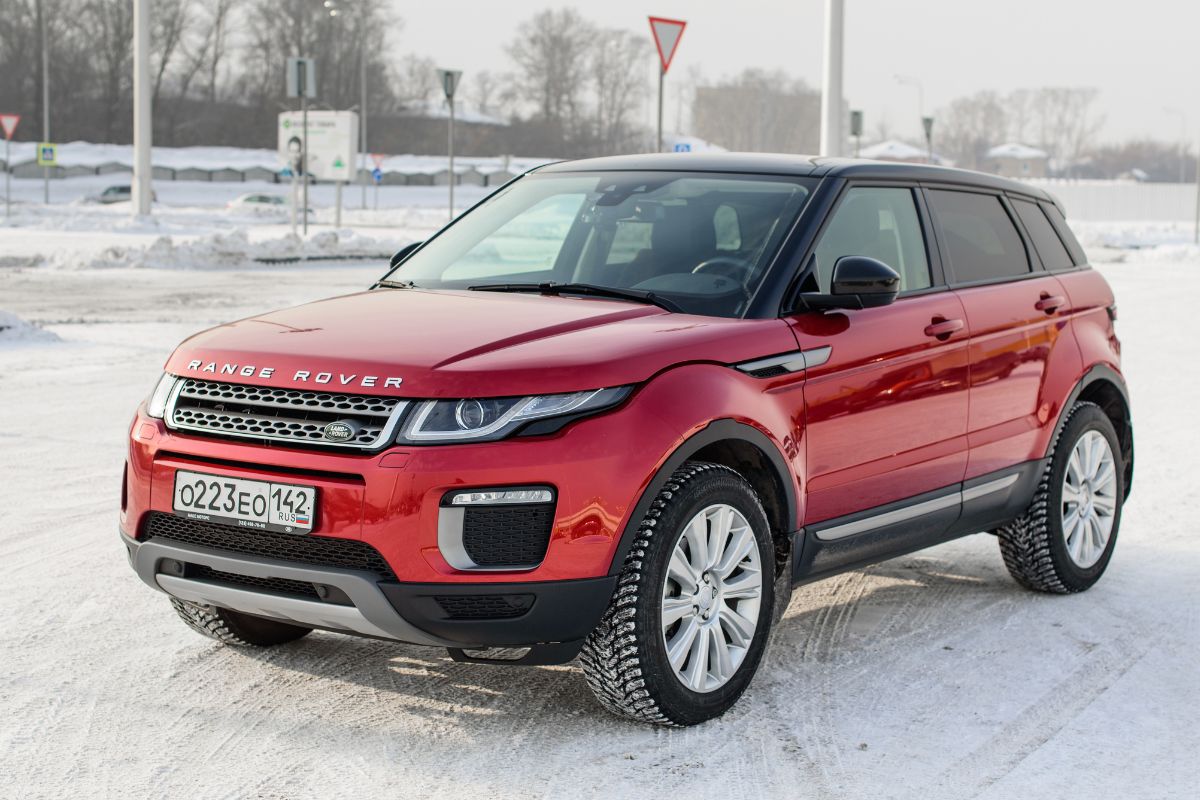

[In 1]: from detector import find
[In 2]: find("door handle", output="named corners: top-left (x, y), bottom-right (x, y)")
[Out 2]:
top-left (1035, 294), bottom-right (1066, 314)
top-left (924, 317), bottom-right (964, 340)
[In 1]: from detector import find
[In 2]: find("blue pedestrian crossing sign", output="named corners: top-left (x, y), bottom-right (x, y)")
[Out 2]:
top-left (673, 142), bottom-right (692, 153)
top-left (37, 142), bottom-right (57, 166)
top-left (372, 167), bottom-right (383, 184)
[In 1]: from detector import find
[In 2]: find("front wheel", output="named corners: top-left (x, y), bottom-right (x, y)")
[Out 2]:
top-left (579, 462), bottom-right (776, 726)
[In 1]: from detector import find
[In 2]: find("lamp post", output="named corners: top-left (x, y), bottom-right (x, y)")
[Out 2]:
top-left (325, 0), bottom-right (368, 208)
top-left (37, 0), bottom-right (49, 203)
top-left (132, 0), bottom-right (153, 216)
top-left (819, 0), bottom-right (844, 157)
top-left (438, 69), bottom-right (462, 221)
top-left (1165, 107), bottom-right (1186, 184)
top-left (895, 74), bottom-right (926, 155)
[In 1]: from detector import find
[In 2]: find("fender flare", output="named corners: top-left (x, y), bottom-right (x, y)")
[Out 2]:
top-left (606, 419), bottom-right (798, 576)
top-left (1047, 363), bottom-right (1134, 495)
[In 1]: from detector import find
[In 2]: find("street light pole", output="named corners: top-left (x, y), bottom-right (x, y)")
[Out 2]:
top-left (37, 0), bottom-right (49, 203)
top-left (132, 0), bottom-right (153, 216)
top-left (1165, 107), bottom-right (1186, 184)
top-left (360, 35), bottom-right (368, 209)
top-left (819, 0), bottom-right (844, 157)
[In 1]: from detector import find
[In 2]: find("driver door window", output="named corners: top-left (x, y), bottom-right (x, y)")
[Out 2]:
top-left (812, 187), bottom-right (930, 293)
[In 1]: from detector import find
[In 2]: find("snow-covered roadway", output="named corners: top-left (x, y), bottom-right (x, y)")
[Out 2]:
top-left (1, 238), bottom-right (1197, 799)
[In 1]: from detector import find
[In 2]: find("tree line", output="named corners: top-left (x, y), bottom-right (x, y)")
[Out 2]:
top-left (0, 2), bottom-right (1190, 181)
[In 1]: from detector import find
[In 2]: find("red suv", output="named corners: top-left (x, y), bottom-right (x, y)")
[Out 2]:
top-left (121, 154), bottom-right (1133, 725)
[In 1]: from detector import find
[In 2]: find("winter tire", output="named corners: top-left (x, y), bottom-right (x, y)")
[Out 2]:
top-left (170, 598), bottom-right (313, 647)
top-left (579, 461), bottom-right (776, 726)
top-left (996, 401), bottom-right (1125, 593)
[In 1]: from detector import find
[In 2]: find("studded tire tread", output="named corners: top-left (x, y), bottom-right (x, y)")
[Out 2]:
top-left (579, 461), bottom-right (775, 726)
top-left (995, 401), bottom-right (1124, 594)
top-left (169, 598), bottom-right (313, 647)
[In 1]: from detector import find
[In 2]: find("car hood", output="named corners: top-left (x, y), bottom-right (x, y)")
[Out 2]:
top-left (165, 288), bottom-right (797, 397)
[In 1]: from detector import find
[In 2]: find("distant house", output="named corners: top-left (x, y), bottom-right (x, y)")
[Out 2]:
top-left (986, 143), bottom-right (1048, 178)
top-left (858, 139), bottom-right (947, 165)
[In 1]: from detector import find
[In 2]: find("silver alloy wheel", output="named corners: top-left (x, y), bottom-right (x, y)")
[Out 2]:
top-left (660, 503), bottom-right (763, 693)
top-left (1061, 430), bottom-right (1118, 569)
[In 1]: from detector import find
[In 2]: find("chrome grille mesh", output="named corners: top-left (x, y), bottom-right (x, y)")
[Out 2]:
top-left (166, 378), bottom-right (406, 449)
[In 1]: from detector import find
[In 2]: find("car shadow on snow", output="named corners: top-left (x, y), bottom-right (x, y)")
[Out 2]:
top-left (225, 544), bottom-right (1028, 731)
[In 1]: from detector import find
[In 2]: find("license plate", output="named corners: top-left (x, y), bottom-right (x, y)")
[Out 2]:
top-left (172, 470), bottom-right (317, 534)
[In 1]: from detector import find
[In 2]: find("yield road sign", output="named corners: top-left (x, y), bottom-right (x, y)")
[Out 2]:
top-left (0, 114), bottom-right (19, 140)
top-left (648, 16), bottom-right (687, 73)
top-left (371, 153), bottom-right (386, 169)
top-left (37, 143), bottom-right (57, 166)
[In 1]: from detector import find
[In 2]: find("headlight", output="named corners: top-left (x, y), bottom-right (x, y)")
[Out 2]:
top-left (400, 387), bottom-right (631, 443)
top-left (146, 373), bottom-right (179, 419)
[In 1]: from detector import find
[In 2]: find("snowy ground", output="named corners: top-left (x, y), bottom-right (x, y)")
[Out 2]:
top-left (1, 191), bottom-right (1199, 798)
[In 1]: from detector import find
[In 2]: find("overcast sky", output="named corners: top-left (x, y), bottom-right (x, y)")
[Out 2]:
top-left (394, 0), bottom-right (1195, 146)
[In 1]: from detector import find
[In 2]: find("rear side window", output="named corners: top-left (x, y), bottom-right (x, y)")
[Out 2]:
top-left (1013, 198), bottom-right (1073, 271)
top-left (1040, 202), bottom-right (1088, 266)
top-left (928, 190), bottom-right (1030, 284)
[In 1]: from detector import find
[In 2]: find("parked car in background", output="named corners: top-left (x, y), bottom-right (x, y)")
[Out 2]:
top-left (228, 193), bottom-right (287, 211)
top-left (84, 185), bottom-right (156, 204)
top-left (227, 192), bottom-right (311, 216)
top-left (121, 154), bottom-right (1133, 726)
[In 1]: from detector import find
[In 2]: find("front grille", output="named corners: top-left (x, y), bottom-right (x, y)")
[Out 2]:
top-left (435, 594), bottom-right (535, 620)
top-left (167, 378), bottom-right (406, 450)
top-left (188, 564), bottom-right (322, 600)
top-left (462, 505), bottom-right (554, 568)
top-left (142, 512), bottom-right (397, 580)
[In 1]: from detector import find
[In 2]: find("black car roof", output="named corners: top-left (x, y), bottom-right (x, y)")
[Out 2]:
top-left (536, 153), bottom-right (1054, 203)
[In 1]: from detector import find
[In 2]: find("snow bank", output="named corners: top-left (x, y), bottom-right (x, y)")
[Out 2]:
top-left (1070, 221), bottom-right (1200, 264)
top-left (39, 228), bottom-right (411, 270)
top-left (0, 311), bottom-right (60, 346)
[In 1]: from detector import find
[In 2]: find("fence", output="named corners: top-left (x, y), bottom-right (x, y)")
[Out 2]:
top-left (1024, 179), bottom-right (1199, 223)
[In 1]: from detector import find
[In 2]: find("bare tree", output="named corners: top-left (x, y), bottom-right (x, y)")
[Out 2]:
top-left (391, 55), bottom-right (437, 108)
top-left (936, 90), bottom-right (1008, 169)
top-left (693, 69), bottom-right (820, 153)
top-left (1031, 87), bottom-right (1104, 172)
top-left (507, 8), bottom-right (594, 137)
top-left (591, 29), bottom-right (648, 154)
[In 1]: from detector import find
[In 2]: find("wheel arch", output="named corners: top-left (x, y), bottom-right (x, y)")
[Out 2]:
top-left (607, 419), bottom-right (798, 576)
top-left (1050, 365), bottom-right (1134, 498)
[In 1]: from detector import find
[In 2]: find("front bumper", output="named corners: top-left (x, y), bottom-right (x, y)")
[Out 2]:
top-left (122, 532), bottom-right (616, 655)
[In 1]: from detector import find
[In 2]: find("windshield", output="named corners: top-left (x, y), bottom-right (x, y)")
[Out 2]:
top-left (383, 171), bottom-right (815, 317)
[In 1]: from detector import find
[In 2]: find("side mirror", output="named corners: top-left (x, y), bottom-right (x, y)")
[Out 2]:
top-left (389, 241), bottom-right (423, 269)
top-left (793, 256), bottom-right (900, 312)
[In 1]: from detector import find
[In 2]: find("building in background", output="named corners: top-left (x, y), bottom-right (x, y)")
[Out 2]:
top-left (858, 139), bottom-right (948, 166)
top-left (985, 143), bottom-right (1049, 178)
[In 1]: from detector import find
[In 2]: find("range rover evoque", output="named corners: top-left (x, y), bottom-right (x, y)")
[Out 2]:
top-left (121, 154), bottom-right (1133, 725)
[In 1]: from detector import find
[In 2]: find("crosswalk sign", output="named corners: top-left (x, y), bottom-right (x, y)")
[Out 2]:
top-left (37, 142), bottom-right (57, 166)
top-left (371, 167), bottom-right (383, 184)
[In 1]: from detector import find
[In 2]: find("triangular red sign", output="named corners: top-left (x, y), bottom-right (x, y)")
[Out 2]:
top-left (648, 17), bottom-right (687, 73)
top-left (0, 114), bottom-right (19, 140)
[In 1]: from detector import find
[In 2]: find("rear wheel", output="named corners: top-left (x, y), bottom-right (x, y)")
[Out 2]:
top-left (169, 598), bottom-right (312, 647)
top-left (996, 402), bottom-right (1124, 593)
top-left (579, 462), bottom-right (776, 726)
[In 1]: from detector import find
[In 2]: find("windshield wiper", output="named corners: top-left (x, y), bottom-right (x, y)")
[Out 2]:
top-left (467, 282), bottom-right (682, 313)
top-left (375, 279), bottom-right (419, 289)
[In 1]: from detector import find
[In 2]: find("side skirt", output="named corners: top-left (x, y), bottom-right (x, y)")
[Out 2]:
top-left (791, 460), bottom-right (1044, 585)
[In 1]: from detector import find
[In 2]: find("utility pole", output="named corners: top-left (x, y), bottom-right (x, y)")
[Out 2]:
top-left (37, 0), bottom-right (49, 203)
top-left (819, 0), bottom-right (844, 157)
top-left (1194, 131), bottom-right (1199, 244)
top-left (439, 69), bottom-right (462, 221)
top-left (360, 38), bottom-right (368, 209)
top-left (922, 116), bottom-right (935, 163)
top-left (132, 0), bottom-right (153, 216)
